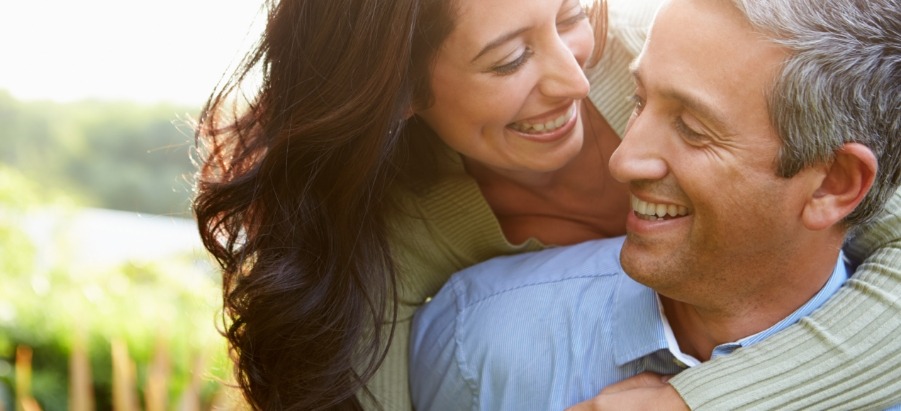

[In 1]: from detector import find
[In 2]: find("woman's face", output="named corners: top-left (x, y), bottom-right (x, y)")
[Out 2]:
top-left (416, 0), bottom-right (595, 175)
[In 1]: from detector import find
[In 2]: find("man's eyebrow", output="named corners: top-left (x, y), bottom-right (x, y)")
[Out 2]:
top-left (630, 62), bottom-right (732, 134)
top-left (471, 27), bottom-right (529, 63)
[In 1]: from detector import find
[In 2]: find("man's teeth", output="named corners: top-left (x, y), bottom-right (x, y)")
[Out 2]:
top-left (510, 106), bottom-right (575, 134)
top-left (632, 196), bottom-right (689, 220)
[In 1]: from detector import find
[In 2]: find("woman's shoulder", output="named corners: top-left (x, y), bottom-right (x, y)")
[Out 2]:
top-left (607, 0), bottom-right (662, 55)
top-left (587, 0), bottom-right (664, 137)
top-left (385, 151), bottom-right (544, 303)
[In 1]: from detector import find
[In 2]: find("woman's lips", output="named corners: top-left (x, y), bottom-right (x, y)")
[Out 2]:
top-left (507, 102), bottom-right (579, 142)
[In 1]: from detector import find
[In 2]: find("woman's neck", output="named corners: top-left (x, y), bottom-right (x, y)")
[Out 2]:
top-left (466, 101), bottom-right (631, 246)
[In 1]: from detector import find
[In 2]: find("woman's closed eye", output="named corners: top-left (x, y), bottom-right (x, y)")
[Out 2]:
top-left (491, 47), bottom-right (535, 76)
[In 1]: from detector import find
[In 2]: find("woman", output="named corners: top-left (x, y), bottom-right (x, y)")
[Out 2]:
top-left (192, 0), bottom-right (901, 410)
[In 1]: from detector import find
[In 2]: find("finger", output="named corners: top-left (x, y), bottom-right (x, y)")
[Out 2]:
top-left (600, 372), bottom-right (670, 394)
top-left (564, 398), bottom-right (603, 411)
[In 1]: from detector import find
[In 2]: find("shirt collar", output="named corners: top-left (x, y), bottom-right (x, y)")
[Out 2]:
top-left (612, 274), bottom-right (669, 366)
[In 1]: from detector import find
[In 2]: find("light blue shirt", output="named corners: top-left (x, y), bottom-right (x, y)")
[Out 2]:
top-left (410, 236), bottom-right (860, 411)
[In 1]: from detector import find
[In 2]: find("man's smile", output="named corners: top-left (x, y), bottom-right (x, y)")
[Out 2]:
top-left (631, 195), bottom-right (689, 221)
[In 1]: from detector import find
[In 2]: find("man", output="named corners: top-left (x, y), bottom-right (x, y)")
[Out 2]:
top-left (409, 0), bottom-right (901, 410)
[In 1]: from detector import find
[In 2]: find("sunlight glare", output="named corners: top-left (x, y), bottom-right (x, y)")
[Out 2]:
top-left (0, 0), bottom-right (264, 105)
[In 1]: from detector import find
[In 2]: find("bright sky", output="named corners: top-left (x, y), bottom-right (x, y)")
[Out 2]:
top-left (0, 1), bottom-right (264, 106)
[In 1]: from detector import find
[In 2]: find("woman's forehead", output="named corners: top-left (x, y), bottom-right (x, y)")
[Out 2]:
top-left (441, 0), bottom-right (578, 54)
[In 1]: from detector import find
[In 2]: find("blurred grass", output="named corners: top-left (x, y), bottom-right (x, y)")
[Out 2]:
top-left (0, 164), bottom-right (239, 409)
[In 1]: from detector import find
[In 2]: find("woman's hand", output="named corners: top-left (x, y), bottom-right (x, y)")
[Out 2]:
top-left (565, 372), bottom-right (689, 411)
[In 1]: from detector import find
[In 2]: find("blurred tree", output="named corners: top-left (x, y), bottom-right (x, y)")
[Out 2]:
top-left (0, 90), bottom-right (199, 217)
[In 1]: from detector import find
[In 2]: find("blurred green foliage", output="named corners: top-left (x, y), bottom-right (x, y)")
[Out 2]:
top-left (0, 90), bottom-right (235, 409)
top-left (0, 89), bottom-right (199, 217)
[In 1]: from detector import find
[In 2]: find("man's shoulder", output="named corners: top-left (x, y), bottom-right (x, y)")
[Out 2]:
top-left (445, 236), bottom-right (626, 307)
top-left (412, 236), bottom-right (627, 342)
top-left (409, 236), bottom-right (636, 410)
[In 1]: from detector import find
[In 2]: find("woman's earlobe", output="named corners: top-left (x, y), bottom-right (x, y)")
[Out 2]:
top-left (801, 143), bottom-right (877, 230)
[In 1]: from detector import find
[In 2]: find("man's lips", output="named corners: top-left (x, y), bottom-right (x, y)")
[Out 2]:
top-left (631, 195), bottom-right (689, 221)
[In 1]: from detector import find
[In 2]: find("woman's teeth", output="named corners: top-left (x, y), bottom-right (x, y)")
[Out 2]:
top-left (510, 106), bottom-right (575, 134)
top-left (632, 196), bottom-right (689, 220)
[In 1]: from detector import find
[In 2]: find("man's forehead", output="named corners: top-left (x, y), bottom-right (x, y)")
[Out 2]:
top-left (634, 0), bottom-right (787, 132)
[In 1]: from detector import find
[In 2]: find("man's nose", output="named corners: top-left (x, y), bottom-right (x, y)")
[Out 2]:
top-left (609, 110), bottom-right (669, 184)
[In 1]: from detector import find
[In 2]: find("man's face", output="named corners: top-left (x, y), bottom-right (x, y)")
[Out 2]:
top-left (609, 0), bottom-right (820, 307)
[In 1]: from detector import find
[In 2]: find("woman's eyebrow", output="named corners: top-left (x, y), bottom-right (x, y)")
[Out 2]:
top-left (471, 27), bottom-right (529, 63)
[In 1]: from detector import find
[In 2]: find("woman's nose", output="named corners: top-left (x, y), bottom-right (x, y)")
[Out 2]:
top-left (538, 29), bottom-right (592, 99)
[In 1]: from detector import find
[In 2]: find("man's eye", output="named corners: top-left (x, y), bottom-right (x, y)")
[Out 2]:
top-left (629, 94), bottom-right (645, 115)
top-left (491, 48), bottom-right (534, 76)
top-left (674, 117), bottom-right (707, 142)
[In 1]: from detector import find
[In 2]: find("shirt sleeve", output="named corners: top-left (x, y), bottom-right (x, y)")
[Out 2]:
top-left (409, 278), bottom-right (476, 411)
top-left (669, 187), bottom-right (901, 410)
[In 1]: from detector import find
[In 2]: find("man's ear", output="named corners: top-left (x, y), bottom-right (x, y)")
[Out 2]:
top-left (801, 143), bottom-right (877, 230)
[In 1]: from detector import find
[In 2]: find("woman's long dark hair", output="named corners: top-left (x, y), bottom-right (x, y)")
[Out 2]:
top-left (192, 0), bottom-right (607, 408)
top-left (192, 0), bottom-right (454, 409)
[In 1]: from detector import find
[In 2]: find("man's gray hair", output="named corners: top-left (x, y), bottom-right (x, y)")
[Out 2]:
top-left (731, 0), bottom-right (900, 226)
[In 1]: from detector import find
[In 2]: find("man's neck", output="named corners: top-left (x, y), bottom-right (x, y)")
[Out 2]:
top-left (661, 246), bottom-right (845, 361)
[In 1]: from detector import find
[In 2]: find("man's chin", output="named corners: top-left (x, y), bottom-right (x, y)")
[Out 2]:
top-left (620, 247), bottom-right (679, 290)
top-left (620, 255), bottom-right (654, 284)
